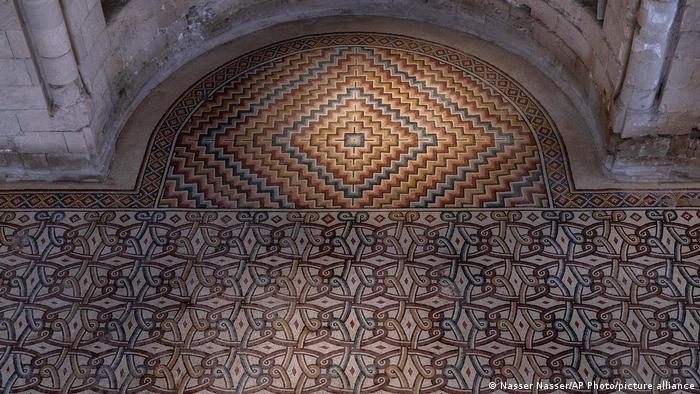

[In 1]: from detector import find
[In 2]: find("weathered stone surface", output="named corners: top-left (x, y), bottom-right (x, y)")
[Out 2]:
top-left (79, 31), bottom-right (110, 88)
top-left (20, 153), bottom-right (49, 169)
top-left (63, 132), bottom-right (89, 154)
top-left (80, 1), bottom-right (106, 53)
top-left (0, 30), bottom-right (12, 58)
top-left (0, 151), bottom-right (23, 173)
top-left (0, 111), bottom-right (20, 135)
top-left (16, 106), bottom-right (90, 132)
top-left (5, 29), bottom-right (30, 58)
top-left (682, 3), bottom-right (700, 32)
top-left (0, 0), bottom-right (698, 181)
top-left (0, 58), bottom-right (31, 85)
top-left (14, 132), bottom-right (68, 154)
top-left (608, 133), bottom-right (700, 180)
top-left (32, 25), bottom-right (73, 58)
top-left (46, 152), bottom-right (92, 169)
top-left (0, 86), bottom-right (46, 110)
top-left (0, 0), bottom-right (20, 30)
top-left (41, 52), bottom-right (80, 86)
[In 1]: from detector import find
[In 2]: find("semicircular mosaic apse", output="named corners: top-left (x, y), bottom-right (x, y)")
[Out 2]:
top-left (159, 33), bottom-right (549, 208)
top-left (4, 33), bottom-right (700, 209)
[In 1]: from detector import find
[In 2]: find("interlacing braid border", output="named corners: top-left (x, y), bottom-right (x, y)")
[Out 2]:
top-left (1, 209), bottom-right (699, 392)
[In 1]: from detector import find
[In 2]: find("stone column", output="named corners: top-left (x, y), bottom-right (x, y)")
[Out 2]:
top-left (16, 0), bottom-right (83, 110)
top-left (611, 0), bottom-right (680, 138)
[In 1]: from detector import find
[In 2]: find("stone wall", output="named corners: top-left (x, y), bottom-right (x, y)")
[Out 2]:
top-left (658, 1), bottom-right (700, 135)
top-left (0, 0), bottom-right (99, 179)
top-left (604, 0), bottom-right (700, 179)
top-left (0, 0), bottom-right (698, 181)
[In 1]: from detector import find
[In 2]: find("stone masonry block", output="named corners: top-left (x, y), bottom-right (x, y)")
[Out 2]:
top-left (694, 63), bottom-right (700, 84)
top-left (16, 107), bottom-right (90, 132)
top-left (89, 92), bottom-right (110, 138)
top-left (0, 58), bottom-right (32, 85)
top-left (581, 11), bottom-right (603, 49)
top-left (542, 0), bottom-right (567, 12)
top-left (0, 151), bottom-right (23, 170)
top-left (525, 0), bottom-right (560, 30)
top-left (0, 135), bottom-right (15, 150)
top-left (573, 58), bottom-right (591, 92)
top-left (69, 24), bottom-right (89, 62)
top-left (5, 29), bottom-right (30, 58)
top-left (0, 31), bottom-right (12, 58)
top-left (0, 86), bottom-right (46, 110)
top-left (79, 31), bottom-right (110, 86)
top-left (471, 0), bottom-right (510, 20)
top-left (51, 82), bottom-right (86, 109)
top-left (81, 2), bottom-right (107, 53)
top-left (660, 87), bottom-right (699, 113)
top-left (23, 0), bottom-right (64, 30)
top-left (664, 59), bottom-right (700, 89)
top-left (606, 0), bottom-right (635, 22)
top-left (0, 111), bottom-right (20, 135)
top-left (23, 58), bottom-right (40, 85)
top-left (32, 24), bottom-right (73, 58)
top-left (21, 153), bottom-right (49, 169)
top-left (63, 0), bottom-right (89, 26)
top-left (560, 0), bottom-right (583, 26)
top-left (555, 14), bottom-right (591, 61)
top-left (591, 57), bottom-right (612, 96)
top-left (675, 32), bottom-right (700, 59)
top-left (605, 54), bottom-right (624, 89)
top-left (156, 1), bottom-right (182, 28)
top-left (531, 22), bottom-right (576, 71)
top-left (14, 131), bottom-right (68, 154)
top-left (62, 0), bottom-right (89, 61)
top-left (89, 67), bottom-right (109, 100)
top-left (131, 8), bottom-right (162, 43)
top-left (0, 1), bottom-right (20, 30)
top-left (681, 4), bottom-right (700, 32)
top-left (86, 0), bottom-right (100, 13)
top-left (63, 132), bottom-right (89, 153)
top-left (42, 53), bottom-right (79, 86)
top-left (46, 152), bottom-right (92, 170)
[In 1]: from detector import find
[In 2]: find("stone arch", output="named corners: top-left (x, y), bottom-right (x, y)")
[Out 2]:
top-left (3, 0), bottom-right (696, 181)
top-left (95, 0), bottom-right (617, 174)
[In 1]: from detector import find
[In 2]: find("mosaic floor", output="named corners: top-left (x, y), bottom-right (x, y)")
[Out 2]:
top-left (2, 32), bottom-right (700, 393)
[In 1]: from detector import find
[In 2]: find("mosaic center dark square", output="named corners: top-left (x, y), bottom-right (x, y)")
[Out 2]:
top-left (343, 132), bottom-right (365, 148)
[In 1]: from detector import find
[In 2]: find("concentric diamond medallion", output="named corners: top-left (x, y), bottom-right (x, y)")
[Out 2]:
top-left (161, 45), bottom-right (545, 208)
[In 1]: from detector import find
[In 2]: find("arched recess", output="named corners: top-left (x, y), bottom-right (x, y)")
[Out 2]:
top-left (86, 0), bottom-right (623, 180)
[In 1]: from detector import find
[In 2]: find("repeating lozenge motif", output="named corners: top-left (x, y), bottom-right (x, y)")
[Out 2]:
top-left (1, 210), bottom-right (700, 392)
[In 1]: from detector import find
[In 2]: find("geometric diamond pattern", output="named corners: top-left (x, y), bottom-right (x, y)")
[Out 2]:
top-left (3, 32), bottom-right (700, 394)
top-left (160, 45), bottom-right (547, 208)
top-left (0, 33), bottom-right (699, 208)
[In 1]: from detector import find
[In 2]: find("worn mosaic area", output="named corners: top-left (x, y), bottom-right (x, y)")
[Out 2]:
top-left (1, 33), bottom-right (700, 209)
top-left (1, 210), bottom-right (700, 392)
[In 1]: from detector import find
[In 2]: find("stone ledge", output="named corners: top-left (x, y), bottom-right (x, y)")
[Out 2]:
top-left (0, 150), bottom-right (105, 182)
top-left (606, 132), bottom-right (700, 180)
